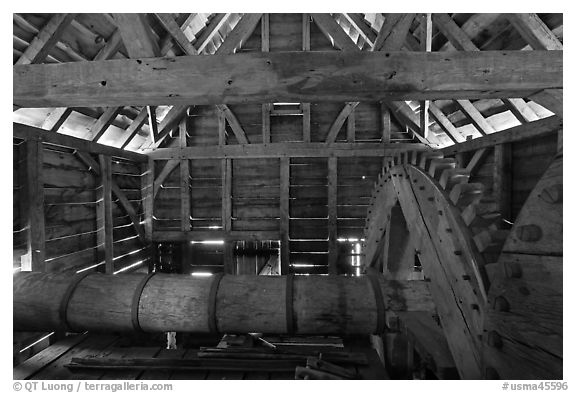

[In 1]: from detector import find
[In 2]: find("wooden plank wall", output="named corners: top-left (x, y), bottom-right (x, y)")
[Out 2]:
top-left (151, 14), bottom-right (412, 275)
top-left (13, 138), bottom-right (148, 275)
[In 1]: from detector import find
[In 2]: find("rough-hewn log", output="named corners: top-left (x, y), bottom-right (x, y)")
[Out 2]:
top-left (14, 272), bottom-right (434, 335)
top-left (14, 50), bottom-right (562, 108)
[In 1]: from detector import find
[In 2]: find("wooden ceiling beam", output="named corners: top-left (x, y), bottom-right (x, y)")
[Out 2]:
top-left (125, 14), bottom-right (204, 150)
top-left (506, 13), bottom-right (563, 51)
top-left (112, 14), bottom-right (161, 148)
top-left (16, 13), bottom-right (77, 65)
top-left (146, 141), bottom-right (429, 160)
top-left (14, 50), bottom-right (562, 108)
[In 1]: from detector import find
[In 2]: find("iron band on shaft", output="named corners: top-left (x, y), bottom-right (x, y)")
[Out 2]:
top-left (208, 273), bottom-right (225, 335)
top-left (131, 273), bottom-right (156, 332)
top-left (59, 271), bottom-right (94, 332)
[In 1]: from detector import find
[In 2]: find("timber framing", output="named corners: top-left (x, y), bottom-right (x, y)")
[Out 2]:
top-left (146, 142), bottom-right (430, 160)
top-left (14, 123), bottom-right (147, 162)
top-left (441, 116), bottom-right (561, 155)
top-left (14, 50), bottom-right (561, 108)
top-left (153, 230), bottom-right (281, 242)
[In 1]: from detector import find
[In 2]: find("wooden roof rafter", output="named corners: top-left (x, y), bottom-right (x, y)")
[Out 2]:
top-left (505, 13), bottom-right (563, 118)
top-left (13, 13), bottom-right (204, 149)
top-left (13, 13), bottom-right (563, 153)
top-left (15, 13), bottom-right (77, 65)
top-left (141, 13), bottom-right (261, 150)
top-left (433, 13), bottom-right (541, 129)
top-left (309, 13), bottom-right (433, 146)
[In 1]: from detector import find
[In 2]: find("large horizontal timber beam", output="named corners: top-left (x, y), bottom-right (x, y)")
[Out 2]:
top-left (145, 142), bottom-right (430, 160)
top-left (14, 50), bottom-right (562, 108)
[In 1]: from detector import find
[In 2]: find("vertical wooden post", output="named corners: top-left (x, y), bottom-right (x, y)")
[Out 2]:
top-left (142, 158), bottom-right (154, 241)
top-left (302, 13), bottom-right (311, 51)
top-left (20, 140), bottom-right (45, 272)
top-left (261, 14), bottom-right (271, 145)
top-left (419, 13), bottom-right (432, 140)
top-left (142, 157), bottom-right (155, 272)
top-left (222, 158), bottom-right (235, 274)
top-left (346, 110), bottom-right (356, 142)
top-left (302, 104), bottom-right (311, 143)
top-left (180, 118), bottom-right (191, 269)
top-left (147, 106), bottom-right (158, 144)
top-left (218, 109), bottom-right (226, 146)
top-left (328, 157), bottom-right (338, 275)
top-left (262, 104), bottom-right (271, 144)
top-left (180, 118), bottom-right (191, 232)
top-left (494, 144), bottom-right (512, 224)
top-left (381, 102), bottom-right (391, 143)
top-left (302, 13), bottom-right (311, 143)
top-left (97, 155), bottom-right (114, 274)
top-left (261, 13), bottom-right (270, 51)
top-left (280, 157), bottom-right (290, 274)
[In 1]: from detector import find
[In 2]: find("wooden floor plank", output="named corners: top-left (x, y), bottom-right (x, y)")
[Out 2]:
top-left (169, 350), bottom-right (206, 380)
top-left (14, 333), bottom-right (90, 380)
top-left (32, 334), bottom-right (120, 380)
top-left (98, 346), bottom-right (161, 380)
top-left (138, 349), bottom-right (186, 380)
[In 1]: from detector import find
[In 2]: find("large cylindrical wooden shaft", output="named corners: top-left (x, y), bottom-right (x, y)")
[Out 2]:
top-left (14, 272), bottom-right (434, 335)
